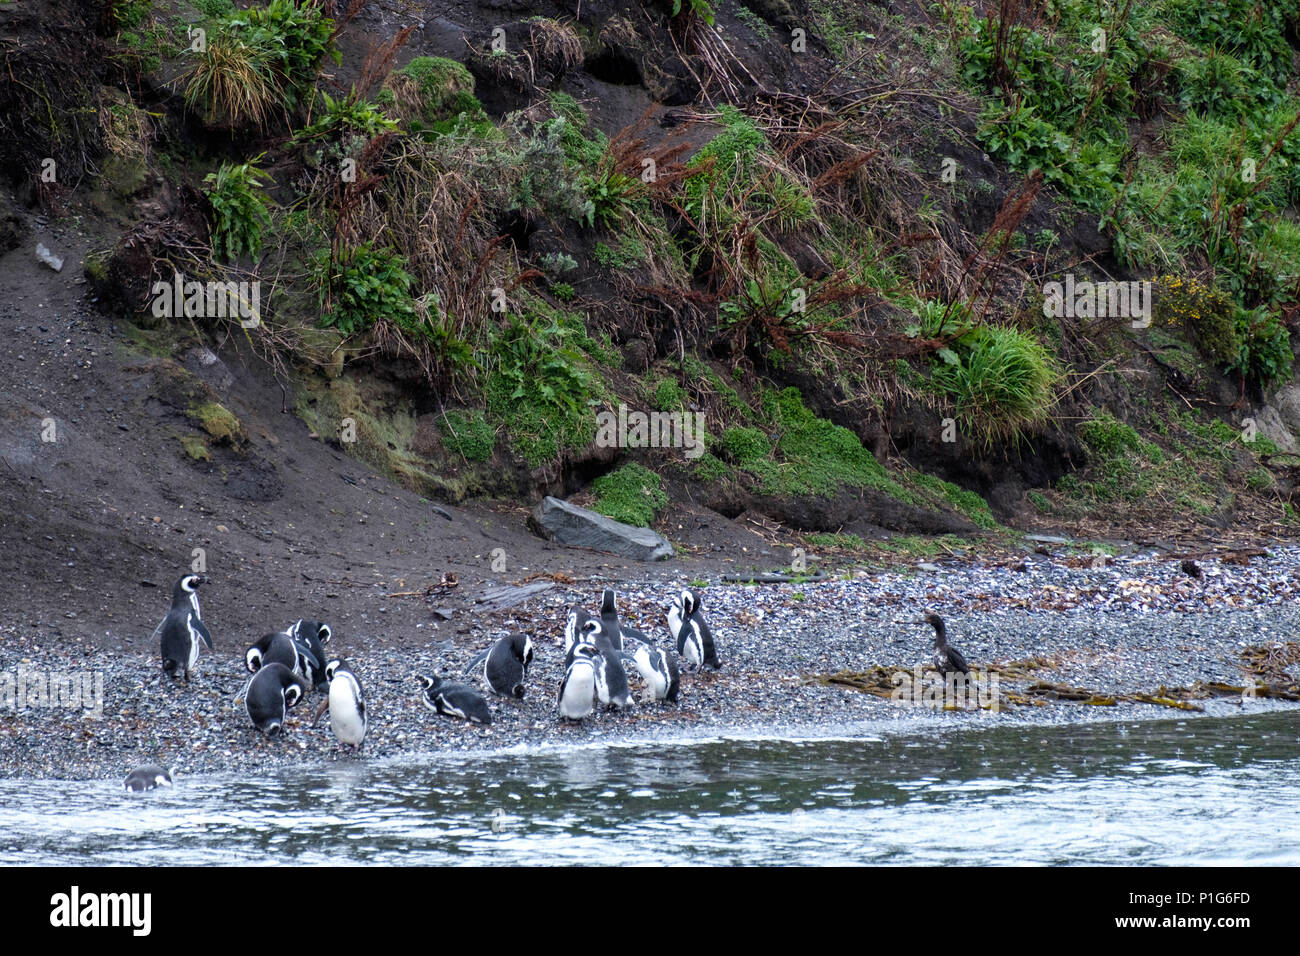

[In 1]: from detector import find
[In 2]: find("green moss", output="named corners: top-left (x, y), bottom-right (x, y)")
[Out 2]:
top-left (440, 409), bottom-right (495, 462)
top-left (721, 426), bottom-right (771, 463)
top-left (591, 463), bottom-right (669, 527)
top-left (651, 377), bottom-right (688, 412)
top-left (1028, 491), bottom-right (1051, 513)
top-left (393, 56), bottom-right (476, 119)
top-left (190, 402), bottom-right (243, 445)
top-left (179, 434), bottom-right (211, 462)
top-left (806, 532), bottom-right (868, 551)
top-left (689, 452), bottom-right (732, 482)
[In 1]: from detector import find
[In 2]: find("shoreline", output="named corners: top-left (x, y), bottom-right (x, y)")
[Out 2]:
top-left (3, 546), bottom-right (1299, 781)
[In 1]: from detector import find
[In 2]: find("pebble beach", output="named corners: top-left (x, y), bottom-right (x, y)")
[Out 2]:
top-left (3, 545), bottom-right (1299, 781)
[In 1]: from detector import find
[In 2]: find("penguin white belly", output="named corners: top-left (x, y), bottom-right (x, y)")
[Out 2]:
top-left (666, 606), bottom-right (683, 643)
top-left (185, 617), bottom-right (202, 669)
top-left (329, 681), bottom-right (365, 745)
top-left (559, 665), bottom-right (595, 719)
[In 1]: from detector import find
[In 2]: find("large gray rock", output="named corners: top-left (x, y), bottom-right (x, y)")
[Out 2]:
top-left (1250, 404), bottom-right (1298, 454)
top-left (1270, 384), bottom-right (1300, 435)
top-left (529, 496), bottom-right (674, 561)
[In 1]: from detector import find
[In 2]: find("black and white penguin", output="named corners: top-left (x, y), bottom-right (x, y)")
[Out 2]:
top-left (564, 607), bottom-right (600, 662)
top-left (599, 589), bottom-right (627, 651)
top-left (416, 674), bottom-right (492, 725)
top-left (668, 587), bottom-right (720, 671)
top-left (591, 615), bottom-right (633, 710)
top-left (913, 612), bottom-right (970, 676)
top-left (464, 633), bottom-right (534, 699)
top-left (290, 619), bottom-right (331, 688)
top-left (154, 574), bottom-right (213, 683)
top-left (623, 639), bottom-right (680, 703)
top-left (123, 765), bottom-right (173, 792)
top-left (245, 630), bottom-right (299, 674)
top-left (316, 658), bottom-right (366, 748)
top-left (245, 662), bottom-right (307, 737)
top-left (557, 643), bottom-right (599, 721)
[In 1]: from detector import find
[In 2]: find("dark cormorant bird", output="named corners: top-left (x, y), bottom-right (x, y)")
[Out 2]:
top-left (912, 612), bottom-right (970, 676)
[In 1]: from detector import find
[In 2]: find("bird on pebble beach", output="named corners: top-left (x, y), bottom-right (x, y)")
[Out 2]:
top-left (290, 619), bottom-right (331, 688)
top-left (245, 630), bottom-right (299, 675)
top-left (911, 612), bottom-right (970, 677)
top-left (315, 658), bottom-right (366, 749)
top-left (154, 574), bottom-right (213, 683)
top-left (124, 765), bottom-right (173, 792)
top-left (622, 638), bottom-right (680, 703)
top-left (416, 674), bottom-right (492, 725)
top-left (558, 643), bottom-right (599, 721)
top-left (245, 662), bottom-right (307, 737)
top-left (464, 633), bottom-right (534, 699)
top-left (668, 587), bottom-right (720, 671)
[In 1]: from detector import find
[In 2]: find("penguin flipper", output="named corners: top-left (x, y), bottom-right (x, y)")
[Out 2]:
top-left (193, 617), bottom-right (214, 650)
top-left (462, 648), bottom-right (491, 676)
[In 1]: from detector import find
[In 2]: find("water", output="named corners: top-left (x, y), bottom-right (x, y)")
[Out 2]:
top-left (2, 712), bottom-right (1298, 865)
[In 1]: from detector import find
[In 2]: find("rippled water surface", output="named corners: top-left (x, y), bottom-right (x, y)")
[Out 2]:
top-left (3, 712), bottom-right (1298, 864)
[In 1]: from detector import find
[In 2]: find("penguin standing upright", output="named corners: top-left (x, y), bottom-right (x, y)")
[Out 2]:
top-left (416, 674), bottom-right (492, 725)
top-left (153, 574), bottom-right (213, 683)
top-left (245, 662), bottom-right (306, 737)
top-left (464, 633), bottom-right (534, 698)
top-left (623, 639), bottom-right (680, 703)
top-left (667, 587), bottom-right (720, 671)
top-left (316, 658), bottom-right (366, 748)
top-left (557, 643), bottom-right (599, 721)
top-left (592, 619), bottom-right (633, 710)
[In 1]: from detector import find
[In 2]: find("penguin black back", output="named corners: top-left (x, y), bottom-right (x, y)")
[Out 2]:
top-left (245, 662), bottom-right (306, 736)
top-left (417, 674), bottom-right (492, 724)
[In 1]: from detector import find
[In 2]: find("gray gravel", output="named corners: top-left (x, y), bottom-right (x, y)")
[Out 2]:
top-left (2, 546), bottom-right (1298, 780)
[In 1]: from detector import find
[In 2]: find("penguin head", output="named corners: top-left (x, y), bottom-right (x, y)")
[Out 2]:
top-left (245, 646), bottom-right (264, 673)
top-left (601, 589), bottom-right (617, 615)
top-left (510, 682), bottom-right (526, 700)
top-left (264, 721), bottom-right (282, 737)
top-left (325, 658), bottom-right (346, 682)
top-left (172, 574), bottom-right (206, 604)
top-left (415, 674), bottom-right (439, 693)
top-left (283, 683), bottom-right (304, 708)
top-left (318, 624), bottom-right (331, 645)
top-left (182, 574), bottom-right (206, 591)
top-left (679, 588), bottom-right (697, 616)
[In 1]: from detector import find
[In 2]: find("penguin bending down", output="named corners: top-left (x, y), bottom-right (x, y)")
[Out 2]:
top-left (417, 674), bottom-right (492, 725)
top-left (154, 574), bottom-right (213, 683)
top-left (290, 619), bottom-right (331, 688)
top-left (668, 587), bottom-right (720, 671)
top-left (557, 644), bottom-right (599, 721)
top-left (315, 658), bottom-right (366, 748)
top-left (124, 765), bottom-right (173, 792)
top-left (245, 663), bottom-right (307, 737)
top-left (622, 639), bottom-right (680, 703)
top-left (245, 630), bottom-right (299, 674)
top-left (464, 633), bottom-right (534, 699)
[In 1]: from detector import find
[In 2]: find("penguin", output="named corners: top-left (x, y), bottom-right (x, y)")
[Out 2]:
top-left (123, 765), bottom-right (173, 792)
top-left (622, 639), bottom-right (680, 703)
top-left (290, 619), bottom-right (331, 688)
top-left (557, 643), bottom-right (599, 721)
top-left (564, 607), bottom-right (601, 662)
top-left (245, 662), bottom-right (307, 737)
top-left (315, 658), bottom-right (366, 748)
top-left (587, 611), bottom-right (632, 709)
top-left (153, 574), bottom-right (213, 683)
top-left (464, 633), bottom-right (534, 699)
top-left (912, 612), bottom-right (970, 677)
top-left (416, 674), bottom-right (492, 725)
top-left (668, 587), bottom-right (720, 671)
top-left (245, 630), bottom-right (299, 674)
top-left (599, 589), bottom-right (626, 651)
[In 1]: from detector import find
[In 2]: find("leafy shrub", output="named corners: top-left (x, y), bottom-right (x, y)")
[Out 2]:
top-left (315, 243), bottom-right (417, 335)
top-left (297, 90), bottom-right (399, 140)
top-left (1154, 275), bottom-right (1240, 366)
top-left (1231, 306), bottom-right (1292, 388)
top-left (203, 159), bottom-right (272, 261)
top-left (185, 0), bottom-right (338, 128)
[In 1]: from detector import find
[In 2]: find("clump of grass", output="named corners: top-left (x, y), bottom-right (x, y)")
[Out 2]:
top-left (591, 463), bottom-right (669, 527)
